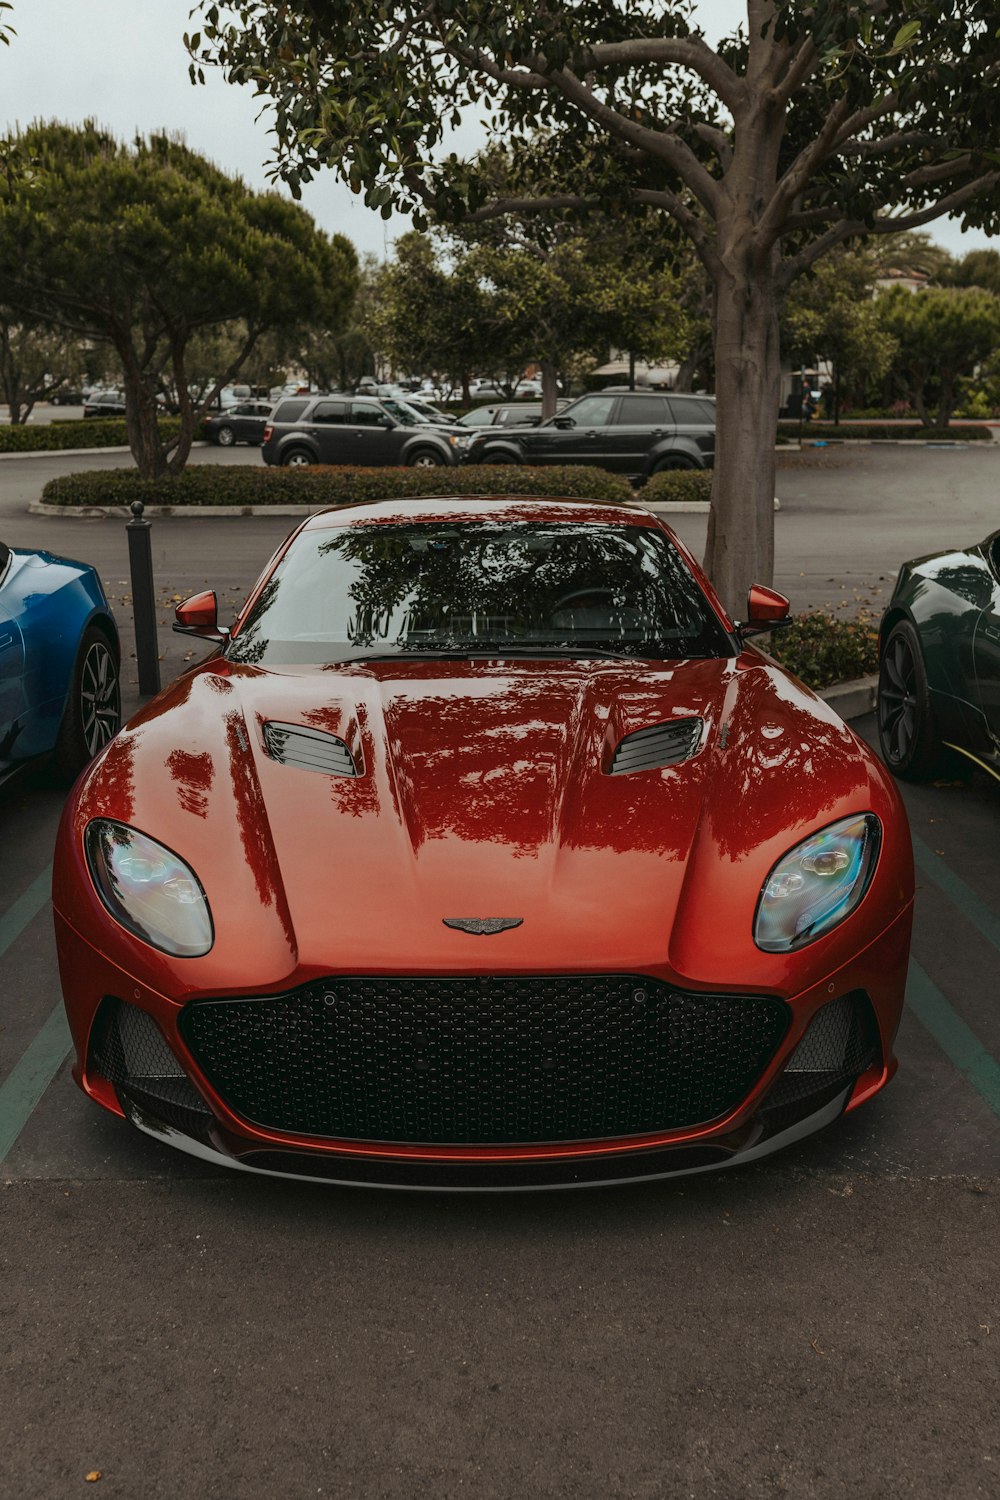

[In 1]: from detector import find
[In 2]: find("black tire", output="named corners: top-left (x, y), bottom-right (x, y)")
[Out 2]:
top-left (50, 626), bottom-right (121, 782)
top-left (652, 453), bottom-right (698, 474)
top-left (407, 448), bottom-right (445, 468)
top-left (877, 620), bottom-right (954, 780)
top-left (481, 453), bottom-right (518, 465)
top-left (216, 425), bottom-right (236, 447)
top-left (282, 447), bottom-right (314, 467)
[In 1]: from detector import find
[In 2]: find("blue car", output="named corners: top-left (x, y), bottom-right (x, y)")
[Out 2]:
top-left (0, 539), bottom-right (121, 785)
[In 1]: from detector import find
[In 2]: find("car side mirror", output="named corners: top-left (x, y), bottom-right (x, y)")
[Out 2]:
top-left (552, 415), bottom-right (575, 429)
top-left (737, 584), bottom-right (792, 638)
top-left (173, 590), bottom-right (229, 643)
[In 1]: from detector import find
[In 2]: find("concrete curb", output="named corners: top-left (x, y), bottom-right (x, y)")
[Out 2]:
top-left (29, 496), bottom-right (784, 519)
top-left (1, 441), bottom-right (210, 462)
top-left (28, 500), bottom-right (343, 518)
top-left (819, 674), bottom-right (878, 721)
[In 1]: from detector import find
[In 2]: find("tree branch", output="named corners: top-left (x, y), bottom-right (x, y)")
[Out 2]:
top-left (585, 37), bottom-right (744, 114)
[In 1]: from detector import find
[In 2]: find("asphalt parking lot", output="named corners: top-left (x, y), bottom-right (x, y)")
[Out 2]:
top-left (2, 444), bottom-right (1000, 1497)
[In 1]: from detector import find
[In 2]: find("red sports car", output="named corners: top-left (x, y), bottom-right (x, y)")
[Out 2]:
top-left (53, 498), bottom-right (913, 1188)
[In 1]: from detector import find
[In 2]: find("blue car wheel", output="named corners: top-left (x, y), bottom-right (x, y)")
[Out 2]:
top-left (52, 626), bottom-right (121, 780)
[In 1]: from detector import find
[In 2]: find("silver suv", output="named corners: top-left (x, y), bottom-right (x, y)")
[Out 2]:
top-left (261, 395), bottom-right (473, 468)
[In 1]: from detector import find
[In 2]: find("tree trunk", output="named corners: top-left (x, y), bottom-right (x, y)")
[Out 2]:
top-left (673, 352), bottom-right (698, 392)
top-left (120, 348), bottom-right (169, 480)
top-left (540, 359), bottom-right (559, 420)
top-left (703, 268), bottom-right (781, 618)
top-left (936, 371), bottom-right (954, 429)
top-left (461, 371), bottom-right (471, 404)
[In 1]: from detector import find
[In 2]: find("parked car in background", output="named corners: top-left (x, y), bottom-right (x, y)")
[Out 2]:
top-left (262, 394), bottom-right (474, 467)
top-left (50, 388), bottom-right (87, 406)
top-left (203, 401), bottom-right (273, 447)
top-left (877, 529), bottom-right (1000, 781)
top-left (458, 401), bottom-right (571, 430)
top-left (83, 390), bottom-right (127, 418)
top-left (0, 538), bottom-right (120, 785)
top-left (403, 396), bottom-right (455, 426)
top-left (464, 391), bottom-right (716, 480)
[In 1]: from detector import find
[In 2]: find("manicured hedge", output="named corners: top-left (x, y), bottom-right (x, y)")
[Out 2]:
top-left (41, 463), bottom-right (635, 509)
top-left (768, 613), bottom-right (878, 690)
top-left (778, 421), bottom-right (993, 441)
top-left (640, 470), bottom-right (712, 503)
top-left (0, 417), bottom-right (207, 452)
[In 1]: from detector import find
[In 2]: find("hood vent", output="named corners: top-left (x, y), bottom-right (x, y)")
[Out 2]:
top-left (609, 717), bottom-right (703, 775)
top-left (262, 721), bottom-right (359, 778)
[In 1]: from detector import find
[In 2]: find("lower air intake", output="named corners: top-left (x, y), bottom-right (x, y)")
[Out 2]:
top-left (757, 990), bottom-right (881, 1136)
top-left (179, 976), bottom-right (790, 1146)
top-left (87, 997), bottom-right (213, 1138)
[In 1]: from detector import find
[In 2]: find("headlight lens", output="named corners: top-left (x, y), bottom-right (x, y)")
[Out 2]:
top-left (754, 814), bottom-right (881, 953)
top-left (85, 820), bottom-right (213, 957)
top-left (448, 432), bottom-right (472, 447)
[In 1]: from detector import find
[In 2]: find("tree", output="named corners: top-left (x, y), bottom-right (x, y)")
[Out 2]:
top-left (877, 285), bottom-right (1000, 429)
top-left (783, 249), bottom-right (896, 422)
top-left (0, 316), bottom-right (86, 423)
top-left (0, 122), bottom-right (358, 476)
top-left (191, 2), bottom-right (1000, 612)
top-left (944, 249), bottom-right (1000, 296)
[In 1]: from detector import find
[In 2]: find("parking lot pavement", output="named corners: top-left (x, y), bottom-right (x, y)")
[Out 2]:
top-left (2, 705), bottom-right (1000, 1499)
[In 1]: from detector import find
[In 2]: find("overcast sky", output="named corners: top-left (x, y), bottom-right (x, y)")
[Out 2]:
top-left (3, 1), bottom-right (995, 264)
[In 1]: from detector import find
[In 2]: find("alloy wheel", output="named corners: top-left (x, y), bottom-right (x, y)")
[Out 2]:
top-left (878, 633), bottom-right (918, 764)
top-left (80, 641), bottom-right (121, 757)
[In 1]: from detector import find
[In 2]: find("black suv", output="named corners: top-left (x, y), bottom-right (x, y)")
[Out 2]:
top-left (464, 391), bottom-right (715, 479)
top-left (261, 395), bottom-right (473, 468)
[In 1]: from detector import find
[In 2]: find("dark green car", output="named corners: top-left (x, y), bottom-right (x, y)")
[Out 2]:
top-left (878, 530), bottom-right (1000, 781)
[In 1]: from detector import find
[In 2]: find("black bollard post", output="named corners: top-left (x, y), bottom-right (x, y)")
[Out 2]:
top-left (127, 498), bottom-right (161, 697)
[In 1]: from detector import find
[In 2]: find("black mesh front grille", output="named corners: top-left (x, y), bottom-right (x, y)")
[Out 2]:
top-left (179, 977), bottom-right (790, 1146)
top-left (87, 997), bottom-right (213, 1139)
top-left (757, 990), bottom-right (881, 1137)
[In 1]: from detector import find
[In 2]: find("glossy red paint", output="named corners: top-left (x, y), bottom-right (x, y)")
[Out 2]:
top-left (174, 590), bottom-right (224, 638)
top-left (53, 497), bottom-right (915, 1185)
top-left (745, 584), bottom-right (791, 626)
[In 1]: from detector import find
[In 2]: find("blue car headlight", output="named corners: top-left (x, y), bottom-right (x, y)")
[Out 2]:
top-left (86, 819), bottom-right (213, 957)
top-left (754, 814), bottom-right (881, 953)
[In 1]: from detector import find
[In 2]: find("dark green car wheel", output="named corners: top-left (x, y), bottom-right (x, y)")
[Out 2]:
top-left (877, 620), bottom-right (952, 780)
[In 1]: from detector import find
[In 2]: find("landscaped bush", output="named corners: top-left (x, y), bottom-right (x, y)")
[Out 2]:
top-left (778, 420), bottom-right (992, 441)
top-left (0, 417), bottom-right (207, 452)
top-left (41, 463), bottom-right (635, 509)
top-left (767, 613), bottom-right (878, 690)
top-left (639, 470), bottom-right (712, 503)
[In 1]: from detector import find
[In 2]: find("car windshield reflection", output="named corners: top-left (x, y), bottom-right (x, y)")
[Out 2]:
top-left (226, 521), bottom-right (731, 667)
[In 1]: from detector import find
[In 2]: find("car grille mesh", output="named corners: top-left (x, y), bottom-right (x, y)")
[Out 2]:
top-left (179, 976), bottom-right (790, 1146)
top-left (87, 997), bottom-right (213, 1138)
top-left (609, 718), bottom-right (703, 775)
top-left (757, 991), bottom-right (881, 1136)
top-left (262, 721), bottom-right (358, 777)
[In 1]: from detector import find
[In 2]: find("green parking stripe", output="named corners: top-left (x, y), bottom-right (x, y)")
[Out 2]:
top-left (0, 864), bottom-right (52, 958)
top-left (911, 833), bottom-right (1000, 956)
top-left (907, 959), bottom-right (1000, 1118)
top-left (0, 1002), bottom-right (72, 1164)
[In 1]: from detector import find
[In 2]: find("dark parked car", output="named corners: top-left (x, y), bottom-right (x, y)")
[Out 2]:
top-left (458, 401), bottom-right (570, 429)
top-left (464, 391), bottom-right (716, 479)
top-left (261, 395), bottom-right (473, 468)
top-left (83, 390), bottom-right (127, 418)
top-left (203, 401), bottom-right (273, 447)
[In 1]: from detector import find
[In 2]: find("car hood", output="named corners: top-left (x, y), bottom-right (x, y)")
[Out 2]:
top-left (64, 653), bottom-right (909, 998)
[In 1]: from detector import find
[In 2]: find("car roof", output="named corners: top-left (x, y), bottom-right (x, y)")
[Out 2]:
top-left (301, 496), bottom-right (664, 532)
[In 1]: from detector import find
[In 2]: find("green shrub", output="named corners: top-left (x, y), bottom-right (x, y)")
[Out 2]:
top-left (768, 613), bottom-right (878, 690)
top-left (639, 470), bottom-right (712, 503)
top-left (778, 420), bottom-right (992, 441)
top-left (41, 463), bottom-right (635, 509)
top-left (0, 417), bottom-right (207, 452)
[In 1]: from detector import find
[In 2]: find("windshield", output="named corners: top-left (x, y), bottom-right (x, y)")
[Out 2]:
top-left (228, 521), bottom-right (730, 666)
top-left (381, 397), bottom-right (428, 426)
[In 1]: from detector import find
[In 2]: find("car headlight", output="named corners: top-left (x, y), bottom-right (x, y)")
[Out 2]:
top-left (754, 813), bottom-right (881, 953)
top-left (85, 820), bottom-right (213, 957)
top-left (448, 433), bottom-right (472, 448)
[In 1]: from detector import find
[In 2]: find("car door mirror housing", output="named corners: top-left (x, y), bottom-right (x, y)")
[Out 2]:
top-left (737, 584), bottom-right (792, 638)
top-left (552, 415), bottom-right (575, 429)
top-left (173, 590), bottom-right (229, 642)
